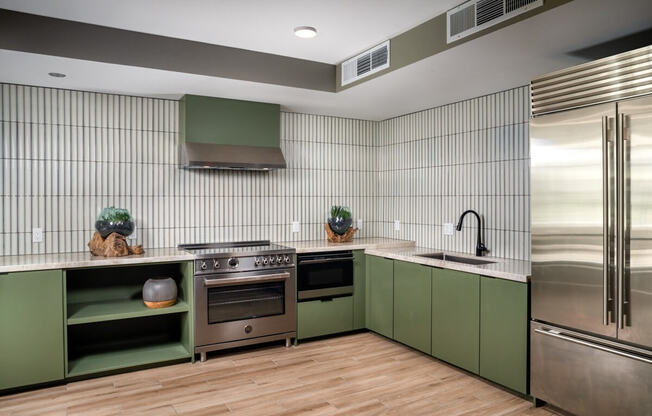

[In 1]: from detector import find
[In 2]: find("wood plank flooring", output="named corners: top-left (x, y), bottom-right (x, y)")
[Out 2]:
top-left (0, 332), bottom-right (559, 416)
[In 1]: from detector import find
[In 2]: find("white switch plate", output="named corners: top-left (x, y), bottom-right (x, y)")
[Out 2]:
top-left (443, 223), bottom-right (454, 235)
top-left (32, 228), bottom-right (43, 243)
top-left (357, 219), bottom-right (363, 229)
top-left (292, 221), bottom-right (300, 233)
top-left (394, 220), bottom-right (400, 231)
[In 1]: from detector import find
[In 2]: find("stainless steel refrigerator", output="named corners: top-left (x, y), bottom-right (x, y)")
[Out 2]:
top-left (530, 45), bottom-right (652, 416)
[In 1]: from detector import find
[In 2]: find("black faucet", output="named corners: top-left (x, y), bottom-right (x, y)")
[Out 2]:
top-left (456, 210), bottom-right (488, 257)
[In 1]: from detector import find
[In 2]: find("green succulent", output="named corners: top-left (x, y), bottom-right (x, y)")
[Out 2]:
top-left (97, 206), bottom-right (132, 223)
top-left (330, 205), bottom-right (352, 220)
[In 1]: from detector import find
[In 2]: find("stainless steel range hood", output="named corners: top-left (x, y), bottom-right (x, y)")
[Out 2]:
top-left (179, 95), bottom-right (285, 170)
top-left (180, 142), bottom-right (286, 170)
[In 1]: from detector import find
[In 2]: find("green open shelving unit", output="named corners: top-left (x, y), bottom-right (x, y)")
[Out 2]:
top-left (64, 261), bottom-right (194, 378)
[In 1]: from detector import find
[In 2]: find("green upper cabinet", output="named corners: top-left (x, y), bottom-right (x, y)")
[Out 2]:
top-left (480, 276), bottom-right (528, 394)
top-left (393, 260), bottom-right (431, 353)
top-left (0, 270), bottom-right (64, 390)
top-left (432, 268), bottom-right (480, 374)
top-left (179, 94), bottom-right (280, 147)
top-left (366, 255), bottom-right (394, 338)
top-left (352, 250), bottom-right (366, 330)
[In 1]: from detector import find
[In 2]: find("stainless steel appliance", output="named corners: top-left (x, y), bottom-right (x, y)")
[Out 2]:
top-left (297, 251), bottom-right (353, 301)
top-left (530, 45), bottom-right (652, 416)
top-left (179, 241), bottom-right (296, 362)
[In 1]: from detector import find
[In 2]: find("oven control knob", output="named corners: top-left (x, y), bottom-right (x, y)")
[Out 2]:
top-left (276, 255), bottom-right (283, 264)
top-left (254, 257), bottom-right (261, 266)
top-left (269, 256), bottom-right (276, 264)
top-left (284, 255), bottom-right (291, 264)
top-left (228, 257), bottom-right (239, 268)
top-left (199, 261), bottom-right (207, 271)
top-left (262, 257), bottom-right (269, 265)
top-left (213, 260), bottom-right (220, 269)
top-left (244, 325), bottom-right (253, 334)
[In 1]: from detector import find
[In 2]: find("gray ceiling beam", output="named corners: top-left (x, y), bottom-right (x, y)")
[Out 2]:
top-left (0, 9), bottom-right (336, 92)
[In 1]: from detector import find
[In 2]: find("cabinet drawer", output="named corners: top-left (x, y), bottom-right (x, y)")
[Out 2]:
top-left (298, 296), bottom-right (353, 340)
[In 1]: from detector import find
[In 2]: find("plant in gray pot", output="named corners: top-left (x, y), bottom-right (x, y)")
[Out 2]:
top-left (95, 206), bottom-right (135, 238)
top-left (142, 277), bottom-right (178, 309)
top-left (328, 205), bottom-right (353, 235)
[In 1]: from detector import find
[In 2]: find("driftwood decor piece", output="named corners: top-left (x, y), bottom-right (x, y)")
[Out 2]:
top-left (88, 231), bottom-right (144, 257)
top-left (324, 223), bottom-right (358, 243)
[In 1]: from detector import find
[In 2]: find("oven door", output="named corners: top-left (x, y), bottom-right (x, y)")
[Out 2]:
top-left (297, 251), bottom-right (354, 301)
top-left (194, 269), bottom-right (296, 347)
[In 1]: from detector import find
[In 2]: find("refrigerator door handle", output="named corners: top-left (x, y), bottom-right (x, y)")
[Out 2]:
top-left (534, 328), bottom-right (652, 364)
top-left (617, 113), bottom-right (630, 329)
top-left (602, 116), bottom-right (614, 326)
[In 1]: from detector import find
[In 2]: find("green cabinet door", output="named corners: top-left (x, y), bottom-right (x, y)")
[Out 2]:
top-left (0, 270), bottom-right (64, 390)
top-left (432, 268), bottom-right (480, 374)
top-left (393, 260), bottom-right (431, 353)
top-left (480, 276), bottom-right (528, 394)
top-left (366, 256), bottom-right (394, 338)
top-left (352, 250), bottom-right (366, 330)
top-left (298, 296), bottom-right (353, 340)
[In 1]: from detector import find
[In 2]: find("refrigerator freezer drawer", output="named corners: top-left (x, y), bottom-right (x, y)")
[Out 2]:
top-left (530, 321), bottom-right (652, 416)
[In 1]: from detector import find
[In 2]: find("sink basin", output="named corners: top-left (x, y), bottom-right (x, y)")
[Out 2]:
top-left (416, 253), bottom-right (495, 265)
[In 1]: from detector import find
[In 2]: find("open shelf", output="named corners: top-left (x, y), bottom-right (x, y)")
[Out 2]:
top-left (67, 342), bottom-right (190, 377)
top-left (67, 298), bottom-right (189, 325)
top-left (64, 262), bottom-right (195, 378)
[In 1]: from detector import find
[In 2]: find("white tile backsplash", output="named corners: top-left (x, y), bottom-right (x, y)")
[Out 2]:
top-left (0, 83), bottom-right (531, 259)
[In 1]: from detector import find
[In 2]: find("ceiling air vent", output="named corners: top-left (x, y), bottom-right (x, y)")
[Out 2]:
top-left (341, 40), bottom-right (390, 86)
top-left (447, 0), bottom-right (542, 43)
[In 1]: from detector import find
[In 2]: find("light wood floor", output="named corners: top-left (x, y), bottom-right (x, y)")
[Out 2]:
top-left (0, 332), bottom-right (559, 416)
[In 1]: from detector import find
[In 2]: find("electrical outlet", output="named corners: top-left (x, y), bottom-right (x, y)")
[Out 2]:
top-left (292, 221), bottom-right (300, 233)
top-left (357, 219), bottom-right (363, 229)
top-left (127, 226), bottom-right (137, 241)
top-left (32, 228), bottom-right (43, 243)
top-left (394, 220), bottom-right (400, 231)
top-left (443, 223), bottom-right (454, 235)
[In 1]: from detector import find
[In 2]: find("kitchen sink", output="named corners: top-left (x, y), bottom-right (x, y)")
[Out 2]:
top-left (416, 253), bottom-right (496, 265)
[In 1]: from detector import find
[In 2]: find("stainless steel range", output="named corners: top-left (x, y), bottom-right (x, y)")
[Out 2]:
top-left (179, 240), bottom-right (296, 362)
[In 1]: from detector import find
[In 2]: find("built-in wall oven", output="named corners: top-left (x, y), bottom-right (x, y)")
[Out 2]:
top-left (180, 241), bottom-right (296, 362)
top-left (297, 251), bottom-right (353, 301)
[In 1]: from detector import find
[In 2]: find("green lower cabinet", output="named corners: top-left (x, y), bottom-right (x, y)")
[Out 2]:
top-left (352, 250), bottom-right (366, 330)
top-left (366, 256), bottom-right (394, 338)
top-left (393, 260), bottom-right (431, 353)
top-left (480, 276), bottom-right (528, 394)
top-left (0, 270), bottom-right (65, 390)
top-left (431, 268), bottom-right (480, 374)
top-left (298, 296), bottom-right (353, 340)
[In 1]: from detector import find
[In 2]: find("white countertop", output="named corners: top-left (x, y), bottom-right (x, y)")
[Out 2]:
top-left (0, 239), bottom-right (530, 282)
top-left (0, 247), bottom-right (195, 273)
top-left (278, 237), bottom-right (416, 253)
top-left (365, 246), bottom-right (530, 282)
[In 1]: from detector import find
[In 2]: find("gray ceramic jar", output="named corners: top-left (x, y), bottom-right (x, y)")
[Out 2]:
top-left (142, 277), bottom-right (177, 308)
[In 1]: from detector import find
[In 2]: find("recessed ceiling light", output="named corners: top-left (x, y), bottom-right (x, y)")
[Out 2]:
top-left (48, 72), bottom-right (66, 78)
top-left (294, 26), bottom-right (317, 39)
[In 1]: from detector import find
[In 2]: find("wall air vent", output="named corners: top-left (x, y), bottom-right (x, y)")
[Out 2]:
top-left (447, 0), bottom-right (542, 43)
top-left (341, 40), bottom-right (390, 86)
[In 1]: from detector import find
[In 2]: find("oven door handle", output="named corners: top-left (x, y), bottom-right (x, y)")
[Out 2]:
top-left (203, 272), bottom-right (291, 287)
top-left (298, 257), bottom-right (354, 265)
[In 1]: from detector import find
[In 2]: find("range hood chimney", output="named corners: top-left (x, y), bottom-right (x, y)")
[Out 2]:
top-left (179, 95), bottom-right (286, 170)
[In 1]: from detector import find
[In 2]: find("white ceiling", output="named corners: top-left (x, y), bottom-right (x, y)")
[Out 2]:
top-left (1, 0), bottom-right (651, 120)
top-left (0, 0), bottom-right (462, 64)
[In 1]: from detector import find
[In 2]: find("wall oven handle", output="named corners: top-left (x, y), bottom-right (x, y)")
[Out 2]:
top-left (534, 328), bottom-right (652, 364)
top-left (203, 272), bottom-right (290, 287)
top-left (298, 257), bottom-right (354, 265)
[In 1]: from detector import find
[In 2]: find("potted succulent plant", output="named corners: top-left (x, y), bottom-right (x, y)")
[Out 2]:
top-left (95, 206), bottom-right (135, 238)
top-left (328, 205), bottom-right (353, 235)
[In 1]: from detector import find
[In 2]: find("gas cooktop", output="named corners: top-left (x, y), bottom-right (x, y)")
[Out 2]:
top-left (178, 240), bottom-right (293, 257)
